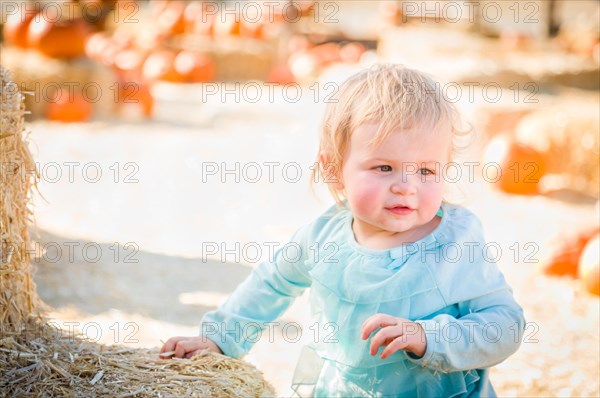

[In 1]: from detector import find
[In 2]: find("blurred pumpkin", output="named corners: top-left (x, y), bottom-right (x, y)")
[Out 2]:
top-left (579, 233), bottom-right (600, 296)
top-left (484, 135), bottom-right (547, 195)
top-left (28, 17), bottom-right (92, 59)
top-left (142, 50), bottom-right (183, 82)
top-left (174, 51), bottom-right (216, 83)
top-left (267, 64), bottom-right (296, 85)
top-left (543, 228), bottom-right (600, 278)
top-left (46, 88), bottom-right (93, 122)
top-left (157, 0), bottom-right (186, 36)
top-left (3, 7), bottom-right (38, 48)
top-left (118, 81), bottom-right (154, 117)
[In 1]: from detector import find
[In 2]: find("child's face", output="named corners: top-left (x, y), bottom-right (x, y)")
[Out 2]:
top-left (339, 122), bottom-right (451, 245)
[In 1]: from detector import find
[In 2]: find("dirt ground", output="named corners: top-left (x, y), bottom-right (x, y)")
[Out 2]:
top-left (27, 78), bottom-right (599, 397)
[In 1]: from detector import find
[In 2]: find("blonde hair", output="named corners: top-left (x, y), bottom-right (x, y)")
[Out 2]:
top-left (315, 64), bottom-right (471, 204)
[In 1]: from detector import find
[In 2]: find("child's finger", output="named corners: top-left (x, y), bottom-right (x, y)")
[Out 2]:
top-left (380, 337), bottom-right (409, 359)
top-left (361, 314), bottom-right (398, 340)
top-left (173, 340), bottom-right (200, 358)
top-left (159, 336), bottom-right (185, 356)
top-left (369, 325), bottom-right (402, 355)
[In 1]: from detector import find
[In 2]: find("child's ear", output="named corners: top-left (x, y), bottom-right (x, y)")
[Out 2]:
top-left (319, 151), bottom-right (344, 190)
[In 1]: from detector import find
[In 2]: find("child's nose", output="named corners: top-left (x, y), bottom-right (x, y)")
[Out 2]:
top-left (390, 175), bottom-right (417, 195)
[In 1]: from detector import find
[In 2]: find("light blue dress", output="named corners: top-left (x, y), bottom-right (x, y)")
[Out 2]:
top-left (201, 203), bottom-right (526, 397)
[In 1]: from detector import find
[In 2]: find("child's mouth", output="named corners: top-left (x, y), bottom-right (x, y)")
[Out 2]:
top-left (385, 206), bottom-right (414, 215)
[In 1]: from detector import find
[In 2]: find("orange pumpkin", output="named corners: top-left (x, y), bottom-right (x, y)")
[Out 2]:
top-left (28, 17), bottom-right (92, 59)
top-left (543, 228), bottom-right (599, 277)
top-left (118, 81), bottom-right (154, 117)
top-left (46, 88), bottom-right (93, 122)
top-left (579, 233), bottom-right (600, 296)
top-left (174, 51), bottom-right (216, 83)
top-left (142, 50), bottom-right (184, 83)
top-left (267, 64), bottom-right (296, 85)
top-left (3, 7), bottom-right (38, 48)
top-left (498, 143), bottom-right (546, 195)
top-left (485, 135), bottom-right (547, 195)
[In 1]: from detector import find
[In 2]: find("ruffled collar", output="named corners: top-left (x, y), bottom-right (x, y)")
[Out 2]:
top-left (341, 203), bottom-right (452, 264)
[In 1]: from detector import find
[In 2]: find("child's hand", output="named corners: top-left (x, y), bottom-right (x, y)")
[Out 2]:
top-left (360, 314), bottom-right (427, 359)
top-left (159, 336), bottom-right (223, 359)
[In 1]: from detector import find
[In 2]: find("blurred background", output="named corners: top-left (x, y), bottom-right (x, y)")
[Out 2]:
top-left (1, 0), bottom-right (599, 396)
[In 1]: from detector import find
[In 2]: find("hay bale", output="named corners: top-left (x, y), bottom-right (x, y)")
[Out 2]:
top-left (0, 67), bottom-right (275, 396)
top-left (0, 66), bottom-right (44, 331)
top-left (0, 319), bottom-right (275, 397)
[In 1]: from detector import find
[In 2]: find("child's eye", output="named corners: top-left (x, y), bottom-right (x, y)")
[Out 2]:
top-left (377, 165), bottom-right (392, 172)
top-left (418, 168), bottom-right (435, 176)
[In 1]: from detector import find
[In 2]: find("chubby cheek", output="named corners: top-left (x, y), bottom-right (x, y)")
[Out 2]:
top-left (345, 177), bottom-right (386, 216)
top-left (420, 182), bottom-right (444, 214)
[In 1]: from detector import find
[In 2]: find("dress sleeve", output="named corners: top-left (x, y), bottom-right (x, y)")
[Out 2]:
top-left (199, 224), bottom-right (314, 358)
top-left (406, 285), bottom-right (525, 373)
top-left (405, 207), bottom-right (526, 373)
